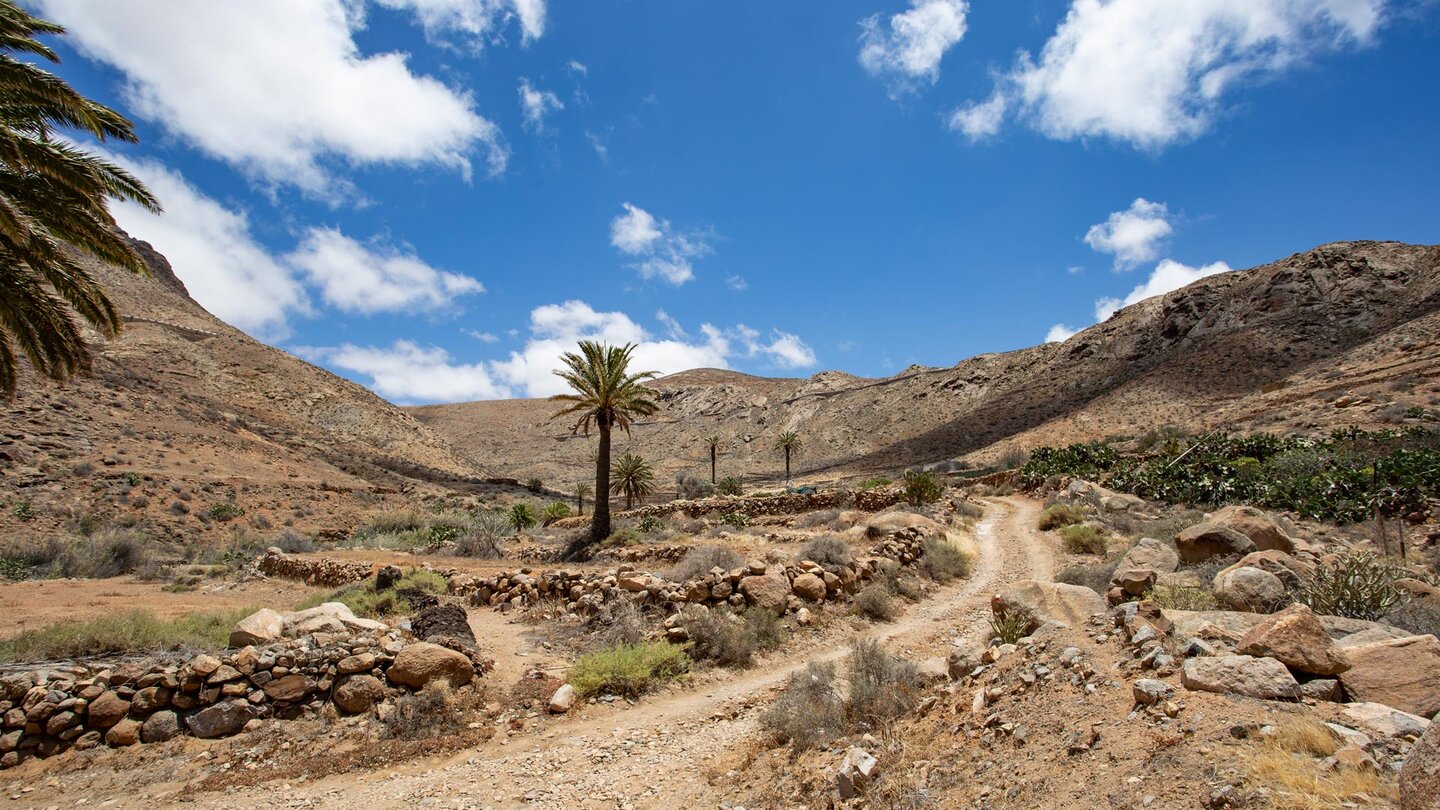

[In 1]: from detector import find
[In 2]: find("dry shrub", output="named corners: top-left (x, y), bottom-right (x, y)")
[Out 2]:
top-left (48, 528), bottom-right (153, 579)
top-left (568, 641), bottom-right (689, 698)
top-left (584, 599), bottom-right (652, 651)
top-left (952, 500), bottom-right (983, 519)
top-left (1038, 503), bottom-right (1087, 531)
top-left (666, 545), bottom-right (743, 582)
top-left (1148, 583), bottom-right (1221, 611)
top-left (919, 537), bottom-right (971, 582)
top-left (1060, 524), bottom-right (1108, 555)
top-left (792, 509), bottom-right (841, 529)
top-left (381, 679), bottom-right (485, 740)
top-left (854, 583), bottom-right (897, 622)
top-left (1244, 717), bottom-right (1394, 809)
top-left (796, 536), bottom-right (853, 570)
top-left (846, 639), bottom-right (920, 730)
top-left (678, 605), bottom-right (785, 668)
top-left (760, 662), bottom-right (845, 751)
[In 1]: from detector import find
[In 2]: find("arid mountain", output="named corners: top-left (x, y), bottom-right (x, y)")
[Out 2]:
top-left (412, 241), bottom-right (1440, 491)
top-left (0, 239), bottom-right (495, 547)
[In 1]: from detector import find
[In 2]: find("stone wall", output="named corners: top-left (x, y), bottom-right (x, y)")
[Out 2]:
top-left (548, 488), bottom-right (904, 530)
top-left (257, 549), bottom-right (375, 587)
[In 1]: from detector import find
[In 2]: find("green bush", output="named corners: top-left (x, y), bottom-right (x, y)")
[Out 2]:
top-left (760, 662), bottom-right (845, 751)
top-left (526, 478), bottom-right (545, 494)
top-left (1038, 503), bottom-right (1087, 530)
top-left (637, 515), bottom-right (664, 533)
top-left (1298, 551), bottom-right (1409, 621)
top-left (207, 502), bottom-right (245, 522)
top-left (601, 528), bottom-right (641, 548)
top-left (0, 608), bottom-right (252, 663)
top-left (919, 537), bottom-right (972, 582)
top-left (12, 501), bottom-right (32, 521)
top-left (568, 641), bottom-right (690, 698)
top-left (297, 569), bottom-right (449, 618)
top-left (990, 607), bottom-right (1030, 644)
top-left (857, 477), bottom-right (891, 491)
top-left (540, 502), bottom-right (571, 526)
top-left (901, 470), bottom-right (944, 506)
top-left (854, 583), bottom-right (897, 621)
top-left (1147, 583), bottom-right (1221, 611)
top-left (716, 477), bottom-right (743, 496)
top-left (718, 511), bottom-right (750, 529)
top-left (1060, 524), bottom-right (1108, 555)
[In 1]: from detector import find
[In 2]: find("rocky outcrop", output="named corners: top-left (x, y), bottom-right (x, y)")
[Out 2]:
top-left (1175, 524), bottom-right (1256, 564)
top-left (1399, 719), bottom-right (1440, 810)
top-left (1235, 604), bottom-right (1350, 676)
top-left (1110, 538), bottom-right (1180, 596)
top-left (993, 581), bottom-right (1107, 631)
top-left (1180, 655), bottom-right (1300, 701)
top-left (1339, 635), bottom-right (1440, 719)
top-left (1206, 506), bottom-right (1296, 554)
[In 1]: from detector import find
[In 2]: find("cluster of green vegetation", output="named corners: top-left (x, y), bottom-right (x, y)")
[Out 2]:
top-left (901, 470), bottom-right (943, 506)
top-left (296, 569), bottom-right (449, 618)
top-left (0, 607), bottom-right (252, 663)
top-left (1021, 427), bottom-right (1440, 523)
top-left (676, 605), bottom-right (785, 667)
top-left (568, 640), bottom-right (690, 698)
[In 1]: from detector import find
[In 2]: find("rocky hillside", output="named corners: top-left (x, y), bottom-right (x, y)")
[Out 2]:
top-left (0, 240), bottom-right (494, 547)
top-left (412, 241), bottom-right (1440, 489)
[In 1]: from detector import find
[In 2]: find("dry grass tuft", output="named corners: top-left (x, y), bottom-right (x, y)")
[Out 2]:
top-left (1244, 718), bottom-right (1395, 809)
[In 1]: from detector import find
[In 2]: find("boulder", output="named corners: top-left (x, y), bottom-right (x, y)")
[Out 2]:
top-left (1217, 551), bottom-right (1313, 590)
top-left (1338, 635), bottom-right (1440, 719)
top-left (1110, 538), bottom-right (1180, 595)
top-left (863, 511), bottom-right (943, 539)
top-left (1212, 566), bottom-right (1286, 613)
top-left (791, 573), bottom-right (826, 602)
top-left (186, 700), bottom-right (260, 739)
top-left (1166, 609), bottom-right (1413, 645)
top-left (140, 710), bottom-right (180, 744)
top-left (263, 674), bottom-right (316, 703)
top-left (283, 602), bottom-right (357, 635)
top-left (104, 718), bottom-right (141, 747)
top-left (387, 642), bottom-right (474, 689)
top-left (1235, 604), bottom-right (1350, 676)
top-left (338, 653), bottom-right (377, 675)
top-left (229, 608), bottom-right (285, 647)
top-left (917, 658), bottom-right (950, 683)
top-left (1341, 702), bottom-right (1431, 741)
top-left (548, 684), bottom-right (576, 714)
top-left (836, 746), bottom-right (880, 799)
top-left (993, 580), bottom-right (1107, 631)
top-left (1399, 717), bottom-right (1440, 810)
top-left (947, 639), bottom-right (986, 679)
top-left (739, 574), bottom-right (791, 613)
top-left (333, 675), bottom-right (385, 715)
top-left (85, 691), bottom-right (128, 728)
top-left (291, 615), bottom-right (347, 636)
top-left (1181, 655), bottom-right (1300, 700)
top-left (1208, 505), bottom-right (1296, 554)
top-left (1175, 523), bottom-right (1256, 564)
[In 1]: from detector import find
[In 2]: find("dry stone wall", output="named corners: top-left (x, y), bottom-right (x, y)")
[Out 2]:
top-left (257, 549), bottom-right (374, 587)
top-left (548, 488), bottom-right (904, 530)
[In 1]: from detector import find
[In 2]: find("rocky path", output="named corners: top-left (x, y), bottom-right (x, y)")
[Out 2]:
top-left (177, 496), bottom-right (1055, 810)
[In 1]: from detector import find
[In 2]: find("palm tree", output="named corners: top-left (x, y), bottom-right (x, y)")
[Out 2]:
top-left (611, 452), bottom-right (655, 510)
top-left (775, 430), bottom-right (802, 487)
top-left (704, 434), bottom-right (721, 484)
top-left (574, 482), bottom-right (591, 516)
top-left (551, 341), bottom-right (659, 546)
top-left (0, 2), bottom-right (162, 396)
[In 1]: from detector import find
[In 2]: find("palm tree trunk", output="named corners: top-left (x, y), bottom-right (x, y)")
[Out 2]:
top-left (591, 424), bottom-right (611, 544)
top-left (710, 447), bottom-right (716, 484)
top-left (577, 493), bottom-right (584, 516)
top-left (626, 491), bottom-right (633, 510)
top-left (785, 448), bottom-right (791, 486)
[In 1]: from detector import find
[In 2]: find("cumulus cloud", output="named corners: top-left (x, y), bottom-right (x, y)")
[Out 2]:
top-left (373, 0), bottom-right (546, 45)
top-left (1084, 198), bottom-right (1173, 269)
top-left (1094, 259), bottom-right (1233, 320)
top-left (859, 0), bottom-right (969, 96)
top-left (287, 228), bottom-right (484, 315)
top-left (36, 0), bottom-right (510, 196)
top-left (518, 79), bottom-right (563, 132)
top-left (947, 91), bottom-right (1008, 140)
top-left (299, 341), bottom-right (509, 404)
top-left (956, 0), bottom-right (1386, 147)
top-left (1045, 323), bottom-right (1079, 343)
top-left (608, 203), bottom-right (711, 285)
top-left (98, 153), bottom-right (311, 341)
top-left (567, 59), bottom-right (588, 76)
top-left (463, 329), bottom-right (500, 342)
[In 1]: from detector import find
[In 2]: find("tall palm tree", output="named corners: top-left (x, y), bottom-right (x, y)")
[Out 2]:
top-left (574, 482), bottom-right (591, 516)
top-left (704, 434), bottom-right (721, 484)
top-left (776, 430), bottom-right (802, 487)
top-left (611, 452), bottom-right (655, 510)
top-left (0, 1), bottom-right (161, 396)
top-left (551, 341), bottom-right (659, 546)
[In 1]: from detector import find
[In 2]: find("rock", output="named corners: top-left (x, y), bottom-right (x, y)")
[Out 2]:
top-left (1207, 506), bottom-right (1296, 554)
top-left (1212, 566), bottom-right (1286, 613)
top-left (791, 573), bottom-right (826, 601)
top-left (85, 691), bottom-right (128, 728)
top-left (1235, 603), bottom-right (1350, 676)
top-left (283, 602), bottom-right (357, 635)
top-left (140, 710), bottom-right (180, 743)
top-left (333, 675), bottom-right (385, 715)
top-left (1181, 655), bottom-right (1300, 700)
top-left (186, 700), bottom-right (261, 739)
top-left (836, 746), bottom-right (880, 798)
top-left (548, 684), bottom-right (576, 714)
top-left (291, 615), bottom-right (347, 636)
top-left (1322, 744), bottom-right (1379, 773)
top-left (1341, 702), bottom-right (1431, 741)
top-left (1132, 679), bottom-right (1174, 706)
top-left (1166, 609), bottom-right (1412, 645)
top-left (1399, 717), bottom-right (1440, 810)
top-left (1338, 635), bottom-right (1440, 718)
top-left (1217, 550), bottom-right (1313, 590)
top-left (917, 658), bottom-right (949, 683)
top-left (130, 685), bottom-right (170, 714)
top-left (263, 674), bottom-right (315, 703)
top-left (948, 639), bottom-right (985, 679)
top-left (864, 512), bottom-right (943, 539)
top-left (229, 609), bottom-right (285, 647)
top-left (105, 718), bottom-right (141, 746)
top-left (190, 654), bottom-right (223, 676)
top-left (795, 607), bottom-right (813, 626)
top-left (618, 574), bottom-right (651, 592)
top-left (1110, 538), bottom-right (1180, 595)
top-left (1175, 523), bottom-right (1256, 564)
top-left (338, 653), bottom-right (377, 675)
top-left (739, 574), bottom-right (791, 613)
top-left (993, 580), bottom-right (1107, 631)
top-left (411, 604), bottom-right (479, 655)
top-left (1300, 679), bottom-right (1342, 702)
top-left (376, 564), bottom-right (403, 591)
top-left (387, 642), bottom-right (474, 689)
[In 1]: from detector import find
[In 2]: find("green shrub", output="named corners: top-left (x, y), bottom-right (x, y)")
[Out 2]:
top-left (1060, 524), bottom-right (1108, 555)
top-left (568, 641), bottom-right (690, 698)
top-left (678, 606), bottom-right (785, 668)
top-left (716, 477), bottom-right (743, 496)
top-left (601, 528), bottom-right (641, 548)
top-left (919, 537), bottom-right (972, 582)
top-left (1298, 551), bottom-right (1409, 621)
top-left (854, 583), bottom-right (896, 621)
top-left (990, 607), bottom-right (1030, 644)
top-left (297, 569), bottom-right (449, 617)
top-left (718, 511), bottom-right (750, 529)
top-left (901, 470), bottom-right (944, 506)
top-left (362, 508), bottom-right (429, 535)
top-left (1147, 583), bottom-right (1221, 611)
top-left (637, 515), bottom-right (664, 534)
top-left (207, 502), bottom-right (245, 522)
top-left (540, 502), bottom-right (571, 527)
top-left (760, 662), bottom-right (845, 751)
top-left (0, 608), bottom-right (252, 663)
top-left (1038, 503), bottom-right (1087, 530)
top-left (846, 639), bottom-right (920, 729)
top-left (508, 503), bottom-right (537, 532)
top-left (667, 545), bottom-right (744, 582)
top-left (12, 501), bottom-right (32, 521)
top-left (857, 477), bottom-right (891, 491)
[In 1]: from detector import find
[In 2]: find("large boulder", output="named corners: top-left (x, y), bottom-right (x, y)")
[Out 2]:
top-left (739, 574), bottom-right (791, 613)
top-left (993, 580), bottom-right (1107, 631)
top-left (1401, 719), bottom-right (1440, 810)
top-left (333, 675), bottom-right (385, 715)
top-left (387, 642), bottom-right (474, 689)
top-left (1175, 523), bottom-right (1256, 564)
top-left (1216, 551), bottom-right (1314, 590)
top-left (1181, 655), bottom-right (1300, 700)
top-left (1167, 609), bottom-right (1413, 645)
top-left (1338, 635), bottom-right (1440, 719)
top-left (1235, 603), bottom-right (1350, 676)
top-left (791, 573), bottom-right (827, 602)
top-left (1212, 566), bottom-right (1286, 613)
top-left (1207, 505), bottom-right (1296, 554)
top-left (1341, 702), bottom-right (1431, 741)
top-left (863, 511), bottom-right (943, 539)
top-left (185, 700), bottom-right (260, 739)
top-left (1110, 538), bottom-right (1180, 596)
top-left (283, 602), bottom-right (357, 634)
top-left (229, 608), bottom-right (284, 647)
top-left (85, 691), bottom-right (129, 728)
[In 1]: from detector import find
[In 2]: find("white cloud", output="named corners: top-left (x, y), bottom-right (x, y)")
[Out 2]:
top-left (1094, 258), bottom-right (1234, 320)
top-left (464, 329), bottom-right (500, 342)
top-left (585, 130), bottom-right (610, 162)
top-left (947, 91), bottom-right (1007, 140)
top-left (518, 79), bottom-right (563, 133)
top-left (99, 153), bottom-right (311, 340)
top-left (1084, 198), bottom-right (1173, 269)
top-left (859, 0), bottom-right (970, 95)
top-left (373, 0), bottom-right (546, 44)
top-left (763, 331), bottom-right (819, 368)
top-left (608, 203), bottom-right (711, 285)
top-left (725, 274), bottom-right (749, 292)
top-left (36, 0), bottom-right (510, 196)
top-left (1045, 323), bottom-right (1079, 343)
top-left (300, 341), bottom-right (509, 404)
top-left (959, 0), bottom-right (1386, 147)
top-left (287, 228), bottom-right (484, 315)
top-left (567, 59), bottom-right (589, 76)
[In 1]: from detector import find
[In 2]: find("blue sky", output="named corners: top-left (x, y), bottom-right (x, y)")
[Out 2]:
top-left (28, 0), bottom-right (1440, 403)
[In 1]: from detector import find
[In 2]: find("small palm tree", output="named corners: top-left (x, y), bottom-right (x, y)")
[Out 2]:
top-left (551, 341), bottom-right (659, 547)
top-left (508, 503), bottom-right (537, 533)
top-left (0, 2), bottom-right (162, 396)
top-left (611, 452), bottom-right (655, 510)
top-left (704, 434), bottom-right (721, 484)
top-left (775, 430), bottom-right (802, 486)
top-left (574, 482), bottom-right (592, 516)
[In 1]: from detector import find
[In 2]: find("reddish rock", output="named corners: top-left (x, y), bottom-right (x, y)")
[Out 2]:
top-left (1236, 603), bottom-right (1350, 676)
